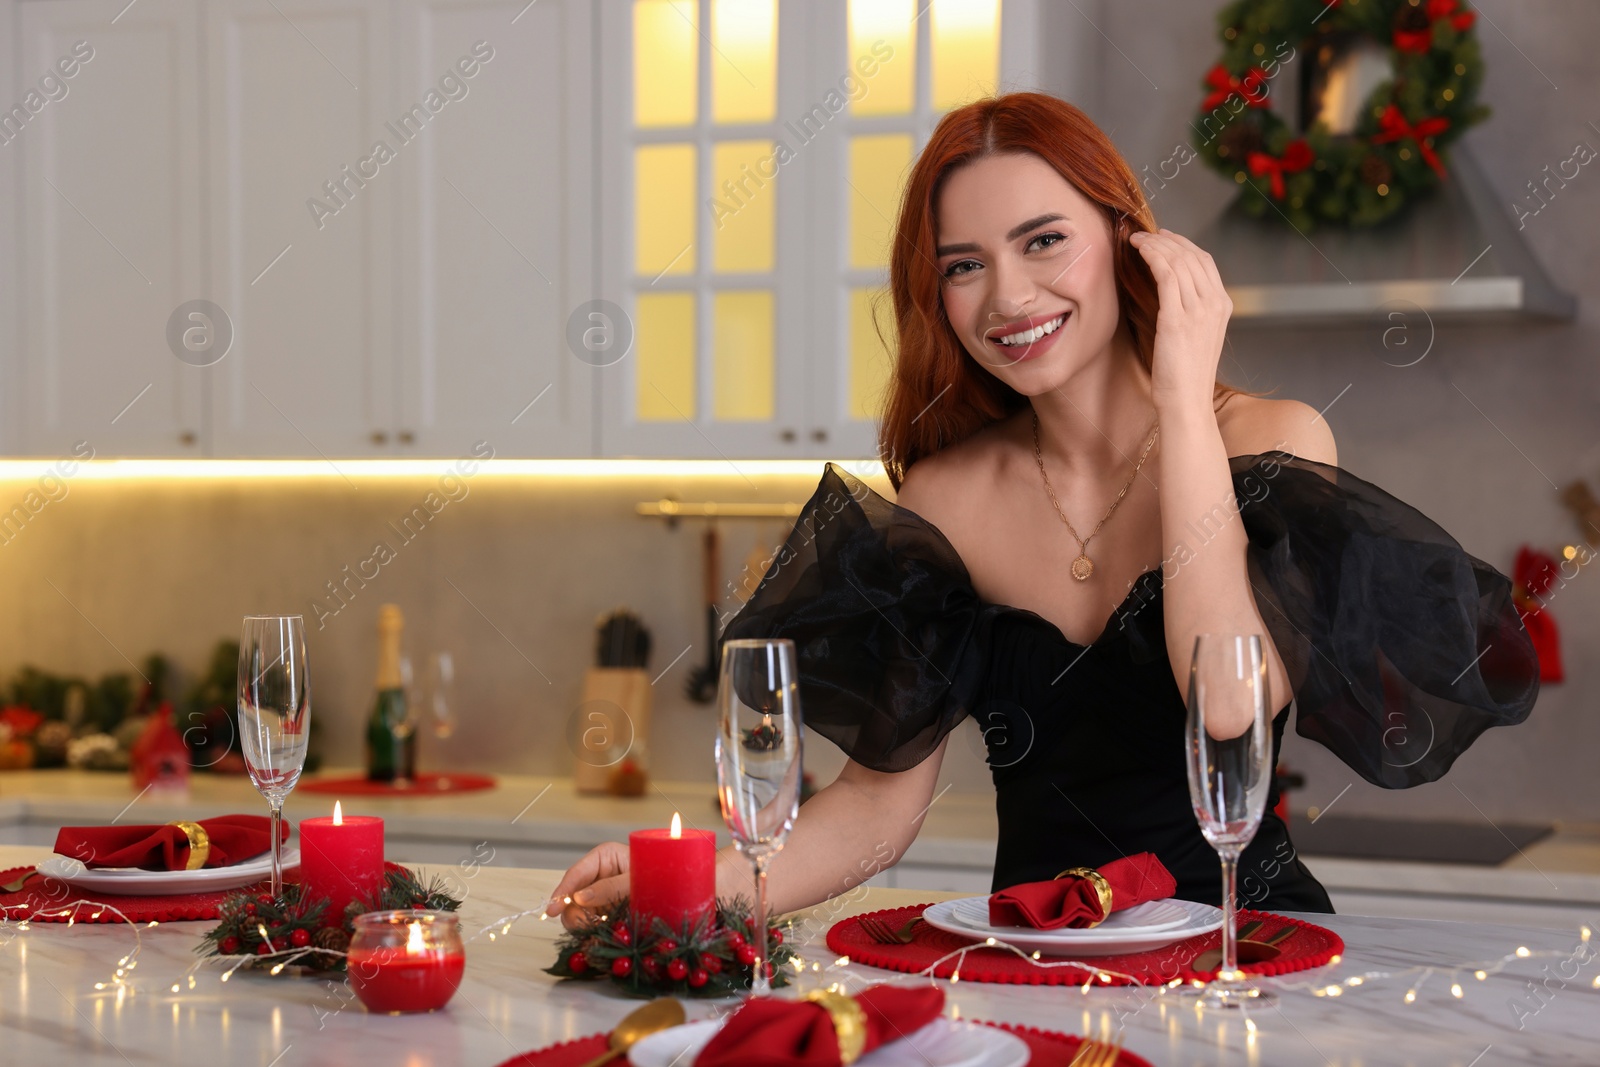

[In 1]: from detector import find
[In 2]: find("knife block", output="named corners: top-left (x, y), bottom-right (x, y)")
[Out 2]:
top-left (573, 667), bottom-right (653, 794)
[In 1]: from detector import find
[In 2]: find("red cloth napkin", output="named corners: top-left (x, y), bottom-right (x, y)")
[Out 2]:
top-left (54, 815), bottom-right (289, 870)
top-left (694, 984), bottom-right (945, 1067)
top-left (988, 853), bottom-right (1176, 929)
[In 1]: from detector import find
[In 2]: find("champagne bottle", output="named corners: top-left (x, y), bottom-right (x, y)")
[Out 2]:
top-left (365, 604), bottom-right (416, 782)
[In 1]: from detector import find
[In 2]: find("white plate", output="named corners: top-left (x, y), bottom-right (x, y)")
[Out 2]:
top-left (950, 897), bottom-right (1194, 938)
top-left (922, 897), bottom-right (1222, 957)
top-left (629, 1016), bottom-right (1029, 1067)
top-left (36, 848), bottom-right (300, 895)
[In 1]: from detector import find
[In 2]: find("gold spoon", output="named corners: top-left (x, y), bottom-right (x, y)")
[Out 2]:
top-left (575, 997), bottom-right (687, 1067)
top-left (1189, 923), bottom-right (1296, 974)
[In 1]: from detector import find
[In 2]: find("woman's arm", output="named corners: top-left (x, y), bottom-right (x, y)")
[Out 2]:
top-left (545, 737), bottom-right (950, 928)
top-left (1128, 228), bottom-right (1336, 737)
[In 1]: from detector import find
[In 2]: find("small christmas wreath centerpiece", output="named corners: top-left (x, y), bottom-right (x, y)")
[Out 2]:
top-left (196, 863), bottom-right (462, 973)
top-left (1194, 0), bottom-right (1489, 228)
top-left (546, 896), bottom-right (797, 998)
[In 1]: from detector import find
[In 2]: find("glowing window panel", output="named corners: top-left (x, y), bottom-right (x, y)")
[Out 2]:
top-left (849, 287), bottom-right (895, 421)
top-left (712, 291), bottom-right (775, 421)
top-left (712, 140), bottom-right (777, 273)
top-left (636, 292), bottom-right (696, 421)
top-left (711, 0), bottom-right (777, 124)
top-left (931, 0), bottom-right (1000, 111)
top-left (635, 143), bottom-right (697, 277)
top-left (848, 134), bottom-right (912, 269)
top-left (847, 0), bottom-right (915, 115)
top-left (634, 0), bottom-right (698, 127)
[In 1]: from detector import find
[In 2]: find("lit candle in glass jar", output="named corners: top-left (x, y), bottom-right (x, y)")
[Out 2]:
top-left (347, 910), bottom-right (465, 1014)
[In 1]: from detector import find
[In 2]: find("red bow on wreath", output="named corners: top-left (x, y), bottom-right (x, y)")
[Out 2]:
top-left (1247, 139), bottom-right (1313, 200)
top-left (1371, 104), bottom-right (1451, 177)
top-left (1394, 0), bottom-right (1477, 54)
top-left (1201, 63), bottom-right (1271, 112)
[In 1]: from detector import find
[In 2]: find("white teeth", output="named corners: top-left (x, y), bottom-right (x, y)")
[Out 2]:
top-left (996, 313), bottom-right (1066, 346)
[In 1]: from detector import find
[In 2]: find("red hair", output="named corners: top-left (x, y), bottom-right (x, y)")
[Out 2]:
top-left (877, 92), bottom-right (1263, 489)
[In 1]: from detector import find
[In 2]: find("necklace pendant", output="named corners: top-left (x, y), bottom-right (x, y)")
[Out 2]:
top-left (1070, 554), bottom-right (1094, 581)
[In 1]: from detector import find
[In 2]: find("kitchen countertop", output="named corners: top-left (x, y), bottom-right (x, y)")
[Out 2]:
top-left (1, 843), bottom-right (1596, 1065)
top-left (4, 769), bottom-right (1600, 909)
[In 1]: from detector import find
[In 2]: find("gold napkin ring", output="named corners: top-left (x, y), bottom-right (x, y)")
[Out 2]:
top-left (803, 987), bottom-right (868, 1065)
top-left (1055, 866), bottom-right (1113, 927)
top-left (167, 821), bottom-right (211, 871)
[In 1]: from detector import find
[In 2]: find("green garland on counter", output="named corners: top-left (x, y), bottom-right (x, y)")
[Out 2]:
top-left (546, 896), bottom-right (796, 998)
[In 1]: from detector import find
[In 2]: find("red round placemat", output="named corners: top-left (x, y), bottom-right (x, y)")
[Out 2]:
top-left (0, 865), bottom-right (259, 923)
top-left (298, 772), bottom-right (497, 796)
top-left (827, 905), bottom-right (1343, 986)
top-left (491, 1021), bottom-right (1153, 1067)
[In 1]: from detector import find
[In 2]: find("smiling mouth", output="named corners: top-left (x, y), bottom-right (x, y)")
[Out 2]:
top-left (992, 313), bottom-right (1068, 347)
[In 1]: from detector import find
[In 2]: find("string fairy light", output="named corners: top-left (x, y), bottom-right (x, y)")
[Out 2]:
top-left (2, 898), bottom-right (150, 991)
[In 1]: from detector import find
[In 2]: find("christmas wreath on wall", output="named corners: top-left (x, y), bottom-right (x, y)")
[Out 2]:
top-left (1194, 0), bottom-right (1489, 229)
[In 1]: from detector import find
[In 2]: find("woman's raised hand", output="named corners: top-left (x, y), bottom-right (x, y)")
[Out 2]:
top-left (1127, 227), bottom-right (1232, 414)
top-left (545, 841), bottom-right (630, 929)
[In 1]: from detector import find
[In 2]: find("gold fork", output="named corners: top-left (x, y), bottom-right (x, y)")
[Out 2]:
top-left (1069, 1035), bottom-right (1124, 1067)
top-left (857, 915), bottom-right (923, 944)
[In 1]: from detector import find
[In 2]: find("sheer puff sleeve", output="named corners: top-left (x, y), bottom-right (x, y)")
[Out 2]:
top-left (717, 463), bottom-right (989, 773)
top-left (1234, 452), bottom-right (1541, 789)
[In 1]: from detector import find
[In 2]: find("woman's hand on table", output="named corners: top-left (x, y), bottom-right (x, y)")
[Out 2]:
top-left (546, 842), bottom-right (630, 929)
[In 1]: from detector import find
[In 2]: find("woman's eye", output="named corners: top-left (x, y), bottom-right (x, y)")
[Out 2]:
top-left (943, 259), bottom-right (980, 279)
top-left (1027, 231), bottom-right (1068, 253)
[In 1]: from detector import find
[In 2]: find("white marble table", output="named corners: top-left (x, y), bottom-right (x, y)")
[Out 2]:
top-left (1, 845), bottom-right (1596, 1066)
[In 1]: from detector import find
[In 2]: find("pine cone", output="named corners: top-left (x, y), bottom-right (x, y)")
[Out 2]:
top-left (1360, 154), bottom-right (1393, 187)
top-left (1393, 3), bottom-right (1431, 33)
top-left (313, 926), bottom-right (351, 953)
top-left (1217, 121), bottom-right (1263, 162)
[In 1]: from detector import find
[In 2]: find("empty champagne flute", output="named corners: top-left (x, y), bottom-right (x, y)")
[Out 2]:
top-left (426, 651), bottom-right (458, 740)
top-left (238, 615), bottom-right (311, 900)
top-left (715, 638), bottom-right (803, 997)
top-left (1185, 633), bottom-right (1276, 1009)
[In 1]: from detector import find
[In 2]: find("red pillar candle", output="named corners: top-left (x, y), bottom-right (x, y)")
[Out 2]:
top-left (629, 812), bottom-right (716, 935)
top-left (298, 801), bottom-right (385, 921)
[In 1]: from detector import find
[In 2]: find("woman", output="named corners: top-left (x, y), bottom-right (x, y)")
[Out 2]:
top-left (550, 92), bottom-right (1539, 925)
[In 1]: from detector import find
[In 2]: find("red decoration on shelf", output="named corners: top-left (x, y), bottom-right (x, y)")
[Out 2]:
top-left (1512, 545), bottom-right (1565, 683)
top-left (1246, 138), bottom-right (1314, 200)
top-left (129, 703), bottom-right (191, 794)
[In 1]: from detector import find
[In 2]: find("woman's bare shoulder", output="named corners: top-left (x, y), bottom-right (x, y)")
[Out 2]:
top-left (893, 415), bottom-right (1022, 532)
top-left (1218, 394), bottom-right (1338, 466)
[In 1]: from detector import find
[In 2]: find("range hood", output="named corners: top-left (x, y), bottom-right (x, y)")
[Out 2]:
top-left (1197, 143), bottom-right (1577, 327)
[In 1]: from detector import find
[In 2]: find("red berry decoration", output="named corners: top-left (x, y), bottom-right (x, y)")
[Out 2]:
top-left (255, 942), bottom-right (272, 956)
top-left (666, 958), bottom-right (689, 981)
top-left (658, 939), bottom-right (679, 954)
top-left (244, 903), bottom-right (257, 915)
top-left (611, 922), bottom-right (632, 946)
top-left (290, 928), bottom-right (311, 948)
top-left (702, 955), bottom-right (722, 975)
top-left (568, 952), bottom-right (588, 975)
top-left (218, 936), bottom-right (240, 955)
top-left (611, 956), bottom-right (633, 978)
top-left (688, 968), bottom-right (709, 989)
top-left (726, 931), bottom-right (746, 951)
top-left (256, 893), bottom-right (274, 906)
top-left (770, 929), bottom-right (783, 945)
top-left (735, 944), bottom-right (758, 967)
top-left (642, 955), bottom-right (661, 980)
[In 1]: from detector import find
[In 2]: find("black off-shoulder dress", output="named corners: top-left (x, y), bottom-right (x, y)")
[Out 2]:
top-left (719, 454), bottom-right (1541, 913)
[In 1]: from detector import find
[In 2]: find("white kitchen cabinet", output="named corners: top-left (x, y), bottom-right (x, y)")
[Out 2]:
top-left (14, 0), bottom-right (207, 458)
top-left (202, 0), bottom-right (398, 458)
top-left (390, 0), bottom-right (596, 458)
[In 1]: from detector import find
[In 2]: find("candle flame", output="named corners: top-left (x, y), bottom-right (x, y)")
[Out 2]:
top-left (670, 812), bottom-right (682, 839)
top-left (407, 921), bottom-right (425, 954)
top-left (333, 801), bottom-right (343, 826)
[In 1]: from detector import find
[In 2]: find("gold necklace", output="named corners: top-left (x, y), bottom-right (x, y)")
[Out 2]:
top-left (1032, 409), bottom-right (1159, 582)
